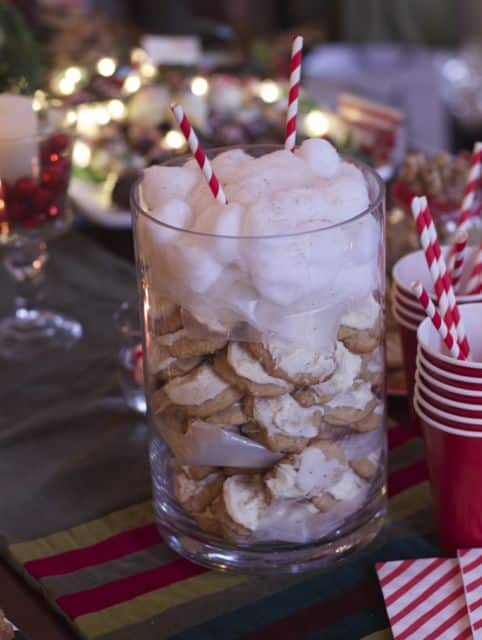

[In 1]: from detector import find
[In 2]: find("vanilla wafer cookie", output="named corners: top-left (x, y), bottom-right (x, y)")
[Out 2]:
top-left (337, 294), bottom-right (381, 354)
top-left (215, 474), bottom-right (267, 541)
top-left (158, 328), bottom-right (226, 359)
top-left (265, 441), bottom-right (346, 501)
top-left (243, 394), bottom-right (330, 453)
top-left (152, 363), bottom-right (242, 417)
top-left (213, 342), bottom-right (293, 397)
top-left (293, 341), bottom-right (361, 407)
top-left (148, 296), bottom-right (183, 335)
top-left (174, 469), bottom-right (224, 514)
top-left (323, 381), bottom-right (377, 426)
top-left (248, 337), bottom-right (335, 386)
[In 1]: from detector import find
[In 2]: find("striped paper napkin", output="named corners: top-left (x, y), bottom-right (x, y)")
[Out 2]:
top-left (376, 558), bottom-right (472, 639)
top-left (459, 549), bottom-right (482, 638)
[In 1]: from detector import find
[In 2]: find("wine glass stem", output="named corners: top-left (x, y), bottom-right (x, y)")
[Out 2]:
top-left (4, 238), bottom-right (48, 318)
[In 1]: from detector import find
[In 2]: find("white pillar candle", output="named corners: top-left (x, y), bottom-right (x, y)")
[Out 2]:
top-left (0, 94), bottom-right (38, 185)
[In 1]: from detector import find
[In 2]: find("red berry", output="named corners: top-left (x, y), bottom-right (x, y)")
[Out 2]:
top-left (33, 187), bottom-right (53, 212)
top-left (7, 201), bottom-right (28, 221)
top-left (48, 204), bottom-right (59, 218)
top-left (50, 132), bottom-right (70, 153)
top-left (14, 177), bottom-right (37, 201)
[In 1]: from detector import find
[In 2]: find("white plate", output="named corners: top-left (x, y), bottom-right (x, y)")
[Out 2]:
top-left (69, 177), bottom-right (131, 229)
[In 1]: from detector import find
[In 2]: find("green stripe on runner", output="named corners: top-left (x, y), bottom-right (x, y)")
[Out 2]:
top-left (11, 501), bottom-right (154, 563)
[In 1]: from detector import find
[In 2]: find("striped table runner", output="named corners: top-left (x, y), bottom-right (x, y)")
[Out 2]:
top-left (1, 421), bottom-right (437, 640)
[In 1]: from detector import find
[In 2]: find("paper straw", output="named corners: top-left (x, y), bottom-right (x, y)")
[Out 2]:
top-left (453, 141), bottom-right (482, 235)
top-left (284, 35), bottom-right (303, 152)
top-left (411, 280), bottom-right (462, 359)
top-left (170, 103), bottom-right (227, 204)
top-left (449, 229), bottom-right (468, 292)
top-left (465, 245), bottom-right (482, 294)
top-left (423, 203), bottom-right (471, 358)
top-left (411, 196), bottom-right (470, 358)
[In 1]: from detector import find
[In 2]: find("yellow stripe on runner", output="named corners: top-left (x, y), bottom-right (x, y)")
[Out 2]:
top-left (11, 501), bottom-right (154, 563)
top-left (76, 572), bottom-right (247, 638)
top-left (360, 629), bottom-right (392, 640)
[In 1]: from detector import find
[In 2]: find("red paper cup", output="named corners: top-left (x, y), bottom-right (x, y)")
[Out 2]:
top-left (417, 365), bottom-right (482, 404)
top-left (392, 306), bottom-right (420, 430)
top-left (392, 299), bottom-right (424, 324)
top-left (414, 393), bottom-right (482, 552)
top-left (414, 389), bottom-right (482, 431)
top-left (418, 303), bottom-right (482, 376)
top-left (393, 290), bottom-right (424, 316)
top-left (416, 375), bottom-right (482, 417)
top-left (393, 247), bottom-right (482, 303)
top-left (417, 352), bottom-right (482, 391)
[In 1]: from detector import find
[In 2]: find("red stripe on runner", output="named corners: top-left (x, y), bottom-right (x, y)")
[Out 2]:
top-left (469, 596), bottom-right (482, 612)
top-left (378, 559), bottom-right (416, 588)
top-left (423, 601), bottom-right (469, 640)
top-left (24, 524), bottom-right (162, 579)
top-left (388, 459), bottom-right (428, 497)
top-left (387, 425), bottom-right (418, 450)
top-left (388, 561), bottom-right (458, 616)
top-left (56, 558), bottom-right (206, 619)
top-left (461, 554), bottom-right (482, 575)
top-left (453, 626), bottom-right (475, 640)
top-left (466, 574), bottom-right (482, 592)
top-left (396, 585), bottom-right (465, 640)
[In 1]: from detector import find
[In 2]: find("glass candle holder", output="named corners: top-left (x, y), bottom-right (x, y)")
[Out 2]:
top-left (131, 145), bottom-right (386, 574)
top-left (0, 127), bottom-right (81, 359)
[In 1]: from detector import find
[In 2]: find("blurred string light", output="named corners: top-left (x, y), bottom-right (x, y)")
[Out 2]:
top-left (258, 80), bottom-right (281, 103)
top-left (73, 140), bottom-right (92, 168)
top-left (140, 62), bottom-right (157, 79)
top-left (191, 76), bottom-right (209, 96)
top-left (32, 90), bottom-right (48, 112)
top-left (304, 109), bottom-right (330, 137)
top-left (107, 99), bottom-right (127, 121)
top-left (96, 57), bottom-right (117, 77)
top-left (65, 66), bottom-right (83, 83)
top-left (163, 130), bottom-right (185, 150)
top-left (131, 47), bottom-right (149, 65)
top-left (93, 104), bottom-right (111, 125)
top-left (123, 73), bottom-right (142, 94)
top-left (76, 105), bottom-right (98, 137)
top-left (63, 109), bottom-right (78, 127)
top-left (52, 66), bottom-right (84, 96)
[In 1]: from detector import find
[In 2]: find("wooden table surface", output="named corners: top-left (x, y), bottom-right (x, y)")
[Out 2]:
top-left (0, 221), bottom-right (409, 639)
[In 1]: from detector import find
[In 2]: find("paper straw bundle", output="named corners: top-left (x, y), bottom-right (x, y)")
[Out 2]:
top-left (411, 196), bottom-right (470, 361)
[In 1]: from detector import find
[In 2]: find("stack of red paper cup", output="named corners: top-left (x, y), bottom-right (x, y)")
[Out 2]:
top-left (414, 303), bottom-right (482, 552)
top-left (392, 245), bottom-right (482, 427)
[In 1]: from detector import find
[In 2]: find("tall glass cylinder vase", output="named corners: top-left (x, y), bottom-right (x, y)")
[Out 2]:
top-left (131, 145), bottom-right (386, 574)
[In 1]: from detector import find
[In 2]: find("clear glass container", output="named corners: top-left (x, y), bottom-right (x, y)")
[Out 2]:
top-left (131, 145), bottom-right (387, 574)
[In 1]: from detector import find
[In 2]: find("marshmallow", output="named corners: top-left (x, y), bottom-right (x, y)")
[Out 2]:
top-left (142, 166), bottom-right (198, 209)
top-left (296, 138), bottom-right (340, 177)
top-left (340, 294), bottom-right (380, 330)
top-left (139, 142), bottom-right (379, 348)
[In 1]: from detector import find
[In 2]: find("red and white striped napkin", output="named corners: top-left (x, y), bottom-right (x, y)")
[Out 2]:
top-left (459, 549), bottom-right (482, 639)
top-left (376, 558), bottom-right (472, 639)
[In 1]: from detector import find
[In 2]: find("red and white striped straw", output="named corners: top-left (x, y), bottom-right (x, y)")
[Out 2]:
top-left (284, 35), bottom-right (303, 152)
top-left (453, 141), bottom-right (482, 235)
top-left (170, 103), bottom-right (227, 204)
top-left (465, 244), bottom-right (482, 294)
top-left (449, 229), bottom-right (468, 292)
top-left (411, 280), bottom-right (463, 359)
top-left (411, 196), bottom-right (470, 358)
top-left (421, 199), bottom-right (471, 358)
